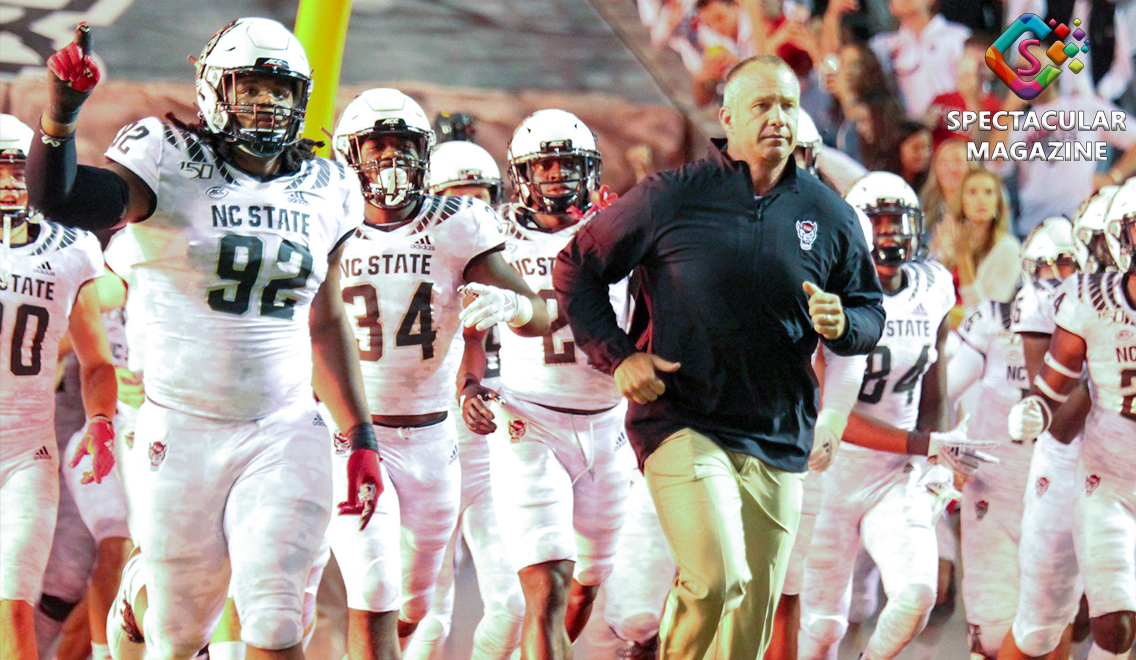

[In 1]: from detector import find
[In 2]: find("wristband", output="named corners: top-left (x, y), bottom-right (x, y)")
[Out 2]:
top-left (905, 432), bottom-right (931, 456)
top-left (90, 414), bottom-right (112, 423)
top-left (507, 294), bottom-right (534, 328)
top-left (1044, 352), bottom-right (1082, 379)
top-left (343, 422), bottom-right (378, 452)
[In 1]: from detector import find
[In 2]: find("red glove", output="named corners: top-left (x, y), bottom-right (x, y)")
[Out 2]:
top-left (45, 23), bottom-right (100, 124)
top-left (69, 414), bottom-right (115, 485)
top-left (335, 424), bottom-right (384, 530)
top-left (568, 185), bottom-right (619, 221)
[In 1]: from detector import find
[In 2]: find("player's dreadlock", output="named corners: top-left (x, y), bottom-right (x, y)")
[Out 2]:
top-left (165, 113), bottom-right (323, 174)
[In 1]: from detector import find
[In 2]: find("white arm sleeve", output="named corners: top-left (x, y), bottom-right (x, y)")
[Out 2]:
top-left (821, 346), bottom-right (867, 419)
top-left (946, 339), bottom-right (985, 402)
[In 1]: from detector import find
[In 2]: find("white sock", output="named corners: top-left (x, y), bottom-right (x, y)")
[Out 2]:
top-left (1086, 643), bottom-right (1129, 660)
top-left (208, 641), bottom-right (246, 660)
top-left (91, 642), bottom-right (112, 660)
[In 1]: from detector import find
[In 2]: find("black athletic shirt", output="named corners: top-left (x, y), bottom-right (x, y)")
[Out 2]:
top-left (554, 139), bottom-right (885, 472)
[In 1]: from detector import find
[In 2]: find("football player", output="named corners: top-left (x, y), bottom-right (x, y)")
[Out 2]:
top-left (798, 172), bottom-right (992, 660)
top-left (0, 113), bottom-right (117, 660)
top-left (328, 89), bottom-right (548, 660)
top-left (28, 20), bottom-right (379, 659)
top-left (998, 188), bottom-right (1122, 660)
top-left (768, 208), bottom-right (874, 660)
top-left (458, 108), bottom-right (631, 660)
top-left (1008, 177), bottom-right (1136, 660)
top-left (949, 217), bottom-right (1078, 658)
top-left (402, 138), bottom-right (526, 660)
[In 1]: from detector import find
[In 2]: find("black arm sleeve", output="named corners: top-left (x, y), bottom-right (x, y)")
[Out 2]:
top-left (26, 127), bottom-right (130, 231)
top-left (823, 206), bottom-right (886, 356)
top-left (553, 176), bottom-right (665, 374)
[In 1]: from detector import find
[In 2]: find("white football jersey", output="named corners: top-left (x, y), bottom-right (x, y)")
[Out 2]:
top-left (956, 300), bottom-right (1033, 481)
top-left (339, 195), bottom-right (505, 414)
top-left (1053, 273), bottom-right (1136, 471)
top-left (844, 260), bottom-right (955, 462)
top-left (104, 225), bottom-right (146, 373)
top-left (1011, 278), bottom-right (1061, 336)
top-left (1, 221), bottom-right (103, 439)
top-left (495, 204), bottom-right (630, 410)
top-left (106, 117), bottom-right (363, 420)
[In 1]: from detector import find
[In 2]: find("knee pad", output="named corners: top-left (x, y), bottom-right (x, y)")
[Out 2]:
top-left (1014, 620), bottom-right (1069, 656)
top-left (400, 592), bottom-right (434, 626)
top-left (612, 613), bottom-right (663, 645)
top-left (37, 594), bottom-right (78, 622)
top-left (240, 605), bottom-right (305, 651)
top-left (574, 560), bottom-right (614, 588)
top-left (892, 584), bottom-right (937, 617)
top-left (802, 614), bottom-right (849, 648)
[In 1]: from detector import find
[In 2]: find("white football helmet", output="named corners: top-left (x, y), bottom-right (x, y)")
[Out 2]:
top-left (333, 88), bottom-right (435, 209)
top-left (428, 141), bottom-right (502, 204)
top-left (1071, 186), bottom-right (1121, 272)
top-left (0, 114), bottom-right (33, 216)
top-left (845, 172), bottom-right (923, 267)
top-left (1021, 216), bottom-right (1078, 284)
top-left (795, 109), bottom-right (823, 174)
top-left (195, 18), bottom-right (312, 157)
top-left (1104, 177), bottom-right (1136, 273)
top-left (508, 109), bottom-right (601, 215)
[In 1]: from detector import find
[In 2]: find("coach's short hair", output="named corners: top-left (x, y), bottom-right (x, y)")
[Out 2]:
top-left (722, 55), bottom-right (797, 108)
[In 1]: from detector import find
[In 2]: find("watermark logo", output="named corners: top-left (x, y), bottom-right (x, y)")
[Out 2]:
top-left (987, 14), bottom-right (1088, 100)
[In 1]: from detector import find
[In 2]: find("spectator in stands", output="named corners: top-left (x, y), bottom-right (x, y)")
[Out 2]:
top-left (932, 167), bottom-right (1020, 307)
top-left (690, 0), bottom-right (816, 105)
top-left (927, 36), bottom-right (999, 147)
top-left (919, 138), bottom-right (970, 241)
top-left (829, 44), bottom-right (905, 169)
top-left (867, 0), bottom-right (971, 118)
top-left (897, 121), bottom-right (933, 189)
top-left (989, 43), bottom-right (1136, 236)
top-left (845, 88), bottom-right (907, 172)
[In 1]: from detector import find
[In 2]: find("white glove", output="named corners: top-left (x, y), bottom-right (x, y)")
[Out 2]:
top-left (927, 416), bottom-right (996, 458)
top-left (458, 283), bottom-right (534, 331)
top-left (1008, 395), bottom-right (1048, 442)
top-left (808, 409), bottom-right (845, 472)
top-left (928, 416), bottom-right (1000, 481)
top-left (917, 463), bottom-right (961, 524)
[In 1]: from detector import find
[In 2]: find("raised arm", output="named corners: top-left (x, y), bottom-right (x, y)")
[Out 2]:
top-left (26, 25), bottom-right (155, 231)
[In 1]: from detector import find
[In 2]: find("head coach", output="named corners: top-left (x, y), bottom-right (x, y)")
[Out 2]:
top-left (552, 55), bottom-right (884, 659)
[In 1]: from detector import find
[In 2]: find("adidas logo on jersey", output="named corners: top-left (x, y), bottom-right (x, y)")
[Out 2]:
top-left (912, 303), bottom-right (927, 317)
top-left (33, 446), bottom-right (51, 461)
top-left (287, 191), bottom-right (309, 206)
top-left (34, 261), bottom-right (54, 276)
top-left (312, 413), bottom-right (326, 427)
top-left (412, 235), bottom-right (435, 251)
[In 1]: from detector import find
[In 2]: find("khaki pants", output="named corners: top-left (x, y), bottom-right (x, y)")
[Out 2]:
top-left (644, 428), bottom-right (804, 660)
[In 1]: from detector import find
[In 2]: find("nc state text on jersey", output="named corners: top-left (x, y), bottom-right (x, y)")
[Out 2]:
top-left (884, 318), bottom-right (932, 338)
top-left (0, 274), bottom-right (56, 301)
top-left (342, 254), bottom-right (433, 277)
top-left (509, 256), bottom-right (555, 278)
top-left (211, 204), bottom-right (311, 237)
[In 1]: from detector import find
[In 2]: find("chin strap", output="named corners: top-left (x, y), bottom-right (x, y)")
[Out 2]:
top-left (0, 214), bottom-right (12, 287)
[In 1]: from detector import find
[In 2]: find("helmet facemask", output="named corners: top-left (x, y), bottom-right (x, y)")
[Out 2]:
top-left (1107, 213), bottom-right (1136, 273)
top-left (512, 147), bottom-right (600, 216)
top-left (1024, 252), bottom-right (1079, 283)
top-left (1077, 226), bottom-right (1119, 273)
top-left (205, 68), bottom-right (310, 158)
top-left (0, 154), bottom-right (28, 227)
top-left (866, 201), bottom-right (922, 268)
top-left (345, 126), bottom-right (432, 210)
